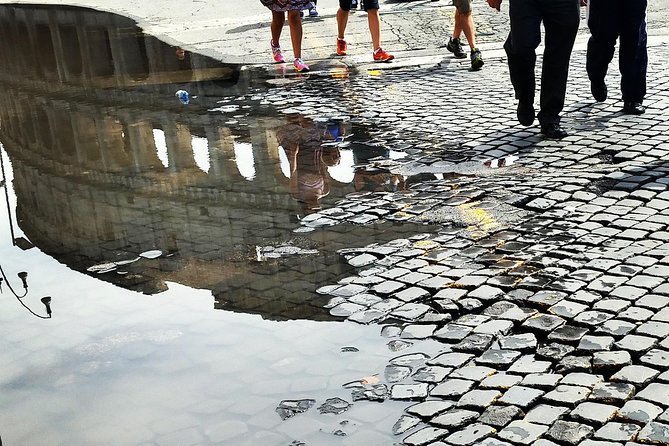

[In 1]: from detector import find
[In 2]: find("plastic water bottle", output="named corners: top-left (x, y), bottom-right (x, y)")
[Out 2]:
top-left (175, 90), bottom-right (190, 105)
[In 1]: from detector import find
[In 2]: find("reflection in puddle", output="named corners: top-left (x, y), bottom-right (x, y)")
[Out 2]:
top-left (0, 4), bottom-right (443, 446)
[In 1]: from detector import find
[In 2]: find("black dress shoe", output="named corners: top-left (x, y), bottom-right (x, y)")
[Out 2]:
top-left (541, 123), bottom-right (569, 139)
top-left (591, 79), bottom-right (607, 102)
top-left (517, 101), bottom-right (535, 126)
top-left (623, 101), bottom-right (645, 115)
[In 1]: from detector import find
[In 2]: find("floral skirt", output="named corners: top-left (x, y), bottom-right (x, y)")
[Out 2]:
top-left (260, 0), bottom-right (315, 11)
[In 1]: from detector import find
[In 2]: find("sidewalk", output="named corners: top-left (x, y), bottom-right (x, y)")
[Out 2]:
top-left (4, 0), bottom-right (669, 68)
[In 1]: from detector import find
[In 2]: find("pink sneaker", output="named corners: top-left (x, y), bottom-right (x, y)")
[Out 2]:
top-left (271, 41), bottom-right (285, 63)
top-left (293, 58), bottom-right (310, 73)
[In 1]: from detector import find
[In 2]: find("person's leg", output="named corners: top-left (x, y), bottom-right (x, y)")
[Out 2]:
top-left (459, 10), bottom-right (477, 50)
top-left (537, 0), bottom-right (580, 127)
top-left (447, 3), bottom-right (466, 58)
top-left (619, 0), bottom-right (647, 107)
top-left (270, 11), bottom-right (285, 47)
top-left (338, 0), bottom-right (351, 39)
top-left (270, 11), bottom-right (286, 62)
top-left (504, 0), bottom-right (542, 124)
top-left (453, 10), bottom-right (462, 40)
top-left (586, 0), bottom-right (620, 101)
top-left (287, 9), bottom-right (309, 71)
top-left (287, 10), bottom-right (303, 59)
top-left (367, 8), bottom-right (381, 50)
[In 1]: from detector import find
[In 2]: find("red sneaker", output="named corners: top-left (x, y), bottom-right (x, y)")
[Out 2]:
top-left (373, 48), bottom-right (394, 62)
top-left (336, 38), bottom-right (347, 56)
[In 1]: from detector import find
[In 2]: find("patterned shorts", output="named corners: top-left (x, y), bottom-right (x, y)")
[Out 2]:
top-left (260, 0), bottom-right (315, 12)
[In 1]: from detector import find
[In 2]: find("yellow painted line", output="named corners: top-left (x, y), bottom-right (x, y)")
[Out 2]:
top-left (458, 201), bottom-right (500, 233)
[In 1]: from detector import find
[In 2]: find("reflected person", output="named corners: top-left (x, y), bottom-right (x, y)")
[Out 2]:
top-left (584, 0), bottom-right (648, 115)
top-left (277, 116), bottom-right (342, 215)
top-left (487, 0), bottom-right (581, 139)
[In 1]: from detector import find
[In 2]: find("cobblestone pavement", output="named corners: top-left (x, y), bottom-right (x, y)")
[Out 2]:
top-left (217, 36), bottom-right (669, 444)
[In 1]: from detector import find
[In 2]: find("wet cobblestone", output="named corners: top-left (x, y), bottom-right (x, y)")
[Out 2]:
top-left (253, 39), bottom-right (669, 444)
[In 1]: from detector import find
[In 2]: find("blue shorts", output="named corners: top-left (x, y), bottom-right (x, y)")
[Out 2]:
top-left (340, 0), bottom-right (380, 12)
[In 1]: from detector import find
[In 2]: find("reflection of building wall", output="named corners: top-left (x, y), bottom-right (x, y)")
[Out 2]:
top-left (0, 5), bottom-right (239, 89)
top-left (0, 5), bottom-right (366, 321)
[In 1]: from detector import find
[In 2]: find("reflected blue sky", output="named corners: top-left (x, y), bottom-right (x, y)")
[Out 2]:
top-left (1, 147), bottom-right (443, 445)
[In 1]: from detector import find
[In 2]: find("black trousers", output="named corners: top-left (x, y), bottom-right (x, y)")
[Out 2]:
top-left (504, 0), bottom-right (580, 125)
top-left (587, 0), bottom-right (647, 103)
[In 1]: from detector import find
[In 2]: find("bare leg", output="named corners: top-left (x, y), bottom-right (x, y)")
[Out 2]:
top-left (337, 8), bottom-right (349, 39)
top-left (271, 11), bottom-right (285, 46)
top-left (460, 11), bottom-right (477, 50)
top-left (287, 10), bottom-right (303, 59)
top-left (453, 11), bottom-right (462, 39)
top-left (367, 8), bottom-right (381, 50)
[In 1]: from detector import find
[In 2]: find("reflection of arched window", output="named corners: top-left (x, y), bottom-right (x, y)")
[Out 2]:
top-left (34, 107), bottom-right (53, 151)
top-left (15, 22), bottom-right (37, 77)
top-left (192, 136), bottom-right (210, 173)
top-left (118, 33), bottom-right (150, 81)
top-left (35, 24), bottom-right (58, 78)
top-left (53, 112), bottom-right (76, 158)
top-left (153, 129), bottom-right (169, 168)
top-left (87, 27), bottom-right (114, 77)
top-left (233, 142), bottom-right (256, 181)
top-left (59, 25), bottom-right (83, 78)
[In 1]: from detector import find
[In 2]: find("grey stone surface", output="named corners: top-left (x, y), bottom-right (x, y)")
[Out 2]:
top-left (445, 423), bottom-right (496, 445)
top-left (498, 420), bottom-right (548, 445)
top-left (546, 420), bottom-right (594, 445)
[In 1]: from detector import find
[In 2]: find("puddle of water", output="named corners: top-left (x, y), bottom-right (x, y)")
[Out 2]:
top-left (0, 4), bottom-right (444, 445)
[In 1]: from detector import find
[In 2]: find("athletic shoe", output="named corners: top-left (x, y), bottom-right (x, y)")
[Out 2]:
top-left (336, 38), bottom-right (347, 56)
top-left (373, 48), bottom-right (395, 62)
top-left (294, 58), bottom-right (310, 73)
top-left (470, 48), bottom-right (484, 70)
top-left (271, 41), bottom-right (285, 63)
top-left (309, 7), bottom-right (318, 17)
top-left (446, 37), bottom-right (467, 59)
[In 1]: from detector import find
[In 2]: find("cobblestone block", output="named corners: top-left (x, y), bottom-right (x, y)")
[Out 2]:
top-left (523, 404), bottom-right (569, 425)
top-left (610, 365), bottom-right (660, 386)
top-left (546, 420), bottom-right (594, 445)
top-left (406, 400), bottom-right (455, 418)
top-left (431, 379), bottom-right (476, 398)
top-left (498, 420), bottom-right (549, 445)
top-left (571, 401), bottom-right (618, 425)
top-left (498, 386), bottom-right (545, 408)
top-left (636, 383), bottom-right (669, 407)
top-left (403, 426), bottom-right (449, 446)
top-left (617, 399), bottom-right (664, 424)
top-left (588, 383), bottom-right (636, 405)
top-left (543, 385), bottom-right (591, 406)
top-left (478, 405), bottom-right (523, 428)
top-left (593, 422), bottom-right (640, 442)
top-left (635, 422), bottom-right (669, 445)
top-left (445, 423), bottom-right (496, 445)
top-left (431, 409), bottom-right (480, 429)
